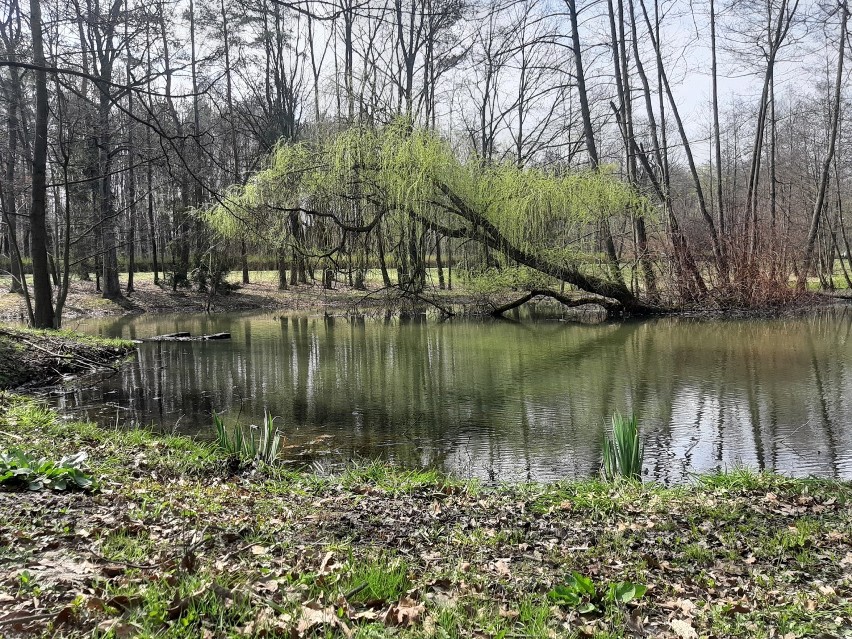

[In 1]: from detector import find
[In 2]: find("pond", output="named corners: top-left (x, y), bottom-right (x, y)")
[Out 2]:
top-left (52, 307), bottom-right (852, 483)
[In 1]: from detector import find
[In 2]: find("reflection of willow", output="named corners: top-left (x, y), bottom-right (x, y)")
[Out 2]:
top-left (65, 309), bottom-right (852, 480)
top-left (77, 317), bottom-right (669, 466)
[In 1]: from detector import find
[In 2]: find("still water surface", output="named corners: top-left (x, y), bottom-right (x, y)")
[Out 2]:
top-left (54, 308), bottom-right (852, 483)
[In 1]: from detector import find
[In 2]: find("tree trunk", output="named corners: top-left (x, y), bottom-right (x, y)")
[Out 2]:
top-left (711, 0), bottom-right (724, 239)
top-left (99, 86), bottom-right (121, 299)
top-left (222, 0), bottom-right (248, 285)
top-left (640, 0), bottom-right (727, 282)
top-left (144, 20), bottom-right (160, 286)
top-left (609, 0), bottom-right (656, 297)
top-left (376, 224), bottom-right (392, 287)
top-left (565, 0), bottom-right (623, 285)
top-left (277, 245), bottom-right (288, 290)
top-left (157, 4), bottom-right (190, 290)
top-left (798, 6), bottom-right (847, 289)
top-left (436, 233), bottom-right (445, 289)
top-left (96, 0), bottom-right (124, 300)
top-left (628, 0), bottom-right (705, 297)
top-left (3, 61), bottom-right (22, 293)
top-left (126, 27), bottom-right (136, 294)
top-left (27, 0), bottom-right (55, 327)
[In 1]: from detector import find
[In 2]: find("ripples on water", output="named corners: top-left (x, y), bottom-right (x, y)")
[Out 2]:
top-left (53, 306), bottom-right (852, 483)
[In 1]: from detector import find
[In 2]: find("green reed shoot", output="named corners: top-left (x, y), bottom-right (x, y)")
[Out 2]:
top-left (214, 411), bottom-right (282, 464)
top-left (601, 412), bottom-right (643, 481)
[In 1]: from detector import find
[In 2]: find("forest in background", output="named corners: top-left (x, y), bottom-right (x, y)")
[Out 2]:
top-left (2, 0), bottom-right (852, 327)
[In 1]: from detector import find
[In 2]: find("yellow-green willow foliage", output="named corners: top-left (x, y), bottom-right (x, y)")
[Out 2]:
top-left (204, 121), bottom-right (646, 267)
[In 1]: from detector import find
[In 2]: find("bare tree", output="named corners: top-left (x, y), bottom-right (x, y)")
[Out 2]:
top-left (799, 2), bottom-right (847, 288)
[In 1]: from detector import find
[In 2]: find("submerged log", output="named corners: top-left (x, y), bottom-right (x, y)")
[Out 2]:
top-left (142, 332), bottom-right (231, 342)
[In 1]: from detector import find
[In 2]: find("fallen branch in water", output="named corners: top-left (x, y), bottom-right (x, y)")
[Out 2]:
top-left (140, 332), bottom-right (231, 342)
top-left (489, 289), bottom-right (619, 317)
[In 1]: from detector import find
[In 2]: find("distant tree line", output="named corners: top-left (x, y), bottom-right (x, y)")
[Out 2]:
top-left (1, 0), bottom-right (850, 326)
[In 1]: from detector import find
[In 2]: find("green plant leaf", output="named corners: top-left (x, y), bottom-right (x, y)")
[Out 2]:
top-left (547, 585), bottom-right (581, 606)
top-left (59, 451), bottom-right (88, 467)
top-left (1, 449), bottom-right (94, 492)
top-left (568, 572), bottom-right (596, 596)
top-left (608, 582), bottom-right (647, 604)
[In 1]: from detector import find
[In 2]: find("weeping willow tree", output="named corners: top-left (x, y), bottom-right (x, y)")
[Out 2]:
top-left (205, 121), bottom-right (659, 314)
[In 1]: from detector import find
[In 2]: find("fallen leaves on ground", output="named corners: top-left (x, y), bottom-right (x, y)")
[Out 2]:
top-left (1, 458), bottom-right (851, 638)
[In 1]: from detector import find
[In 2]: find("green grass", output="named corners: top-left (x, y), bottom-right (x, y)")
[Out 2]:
top-left (4, 325), bottom-right (134, 349)
top-left (99, 529), bottom-right (158, 563)
top-left (1, 393), bottom-right (220, 479)
top-left (339, 459), bottom-right (473, 495)
top-left (342, 554), bottom-right (411, 603)
top-left (1, 396), bottom-right (851, 639)
top-left (0, 327), bottom-right (134, 389)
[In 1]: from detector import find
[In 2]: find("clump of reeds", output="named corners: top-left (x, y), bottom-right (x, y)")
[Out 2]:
top-left (213, 411), bottom-right (282, 464)
top-left (601, 412), bottom-right (643, 481)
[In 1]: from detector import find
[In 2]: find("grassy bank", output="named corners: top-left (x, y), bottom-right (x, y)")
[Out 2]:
top-left (0, 328), bottom-right (134, 389)
top-left (1, 398), bottom-right (850, 638)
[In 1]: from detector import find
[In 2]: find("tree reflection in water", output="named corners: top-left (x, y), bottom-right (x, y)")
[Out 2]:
top-left (55, 307), bottom-right (852, 483)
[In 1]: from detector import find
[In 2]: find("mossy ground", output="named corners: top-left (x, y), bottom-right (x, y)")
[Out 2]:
top-left (1, 397), bottom-right (850, 638)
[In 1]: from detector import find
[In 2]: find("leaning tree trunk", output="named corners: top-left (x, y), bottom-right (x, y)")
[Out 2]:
top-left (416, 184), bottom-right (661, 315)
